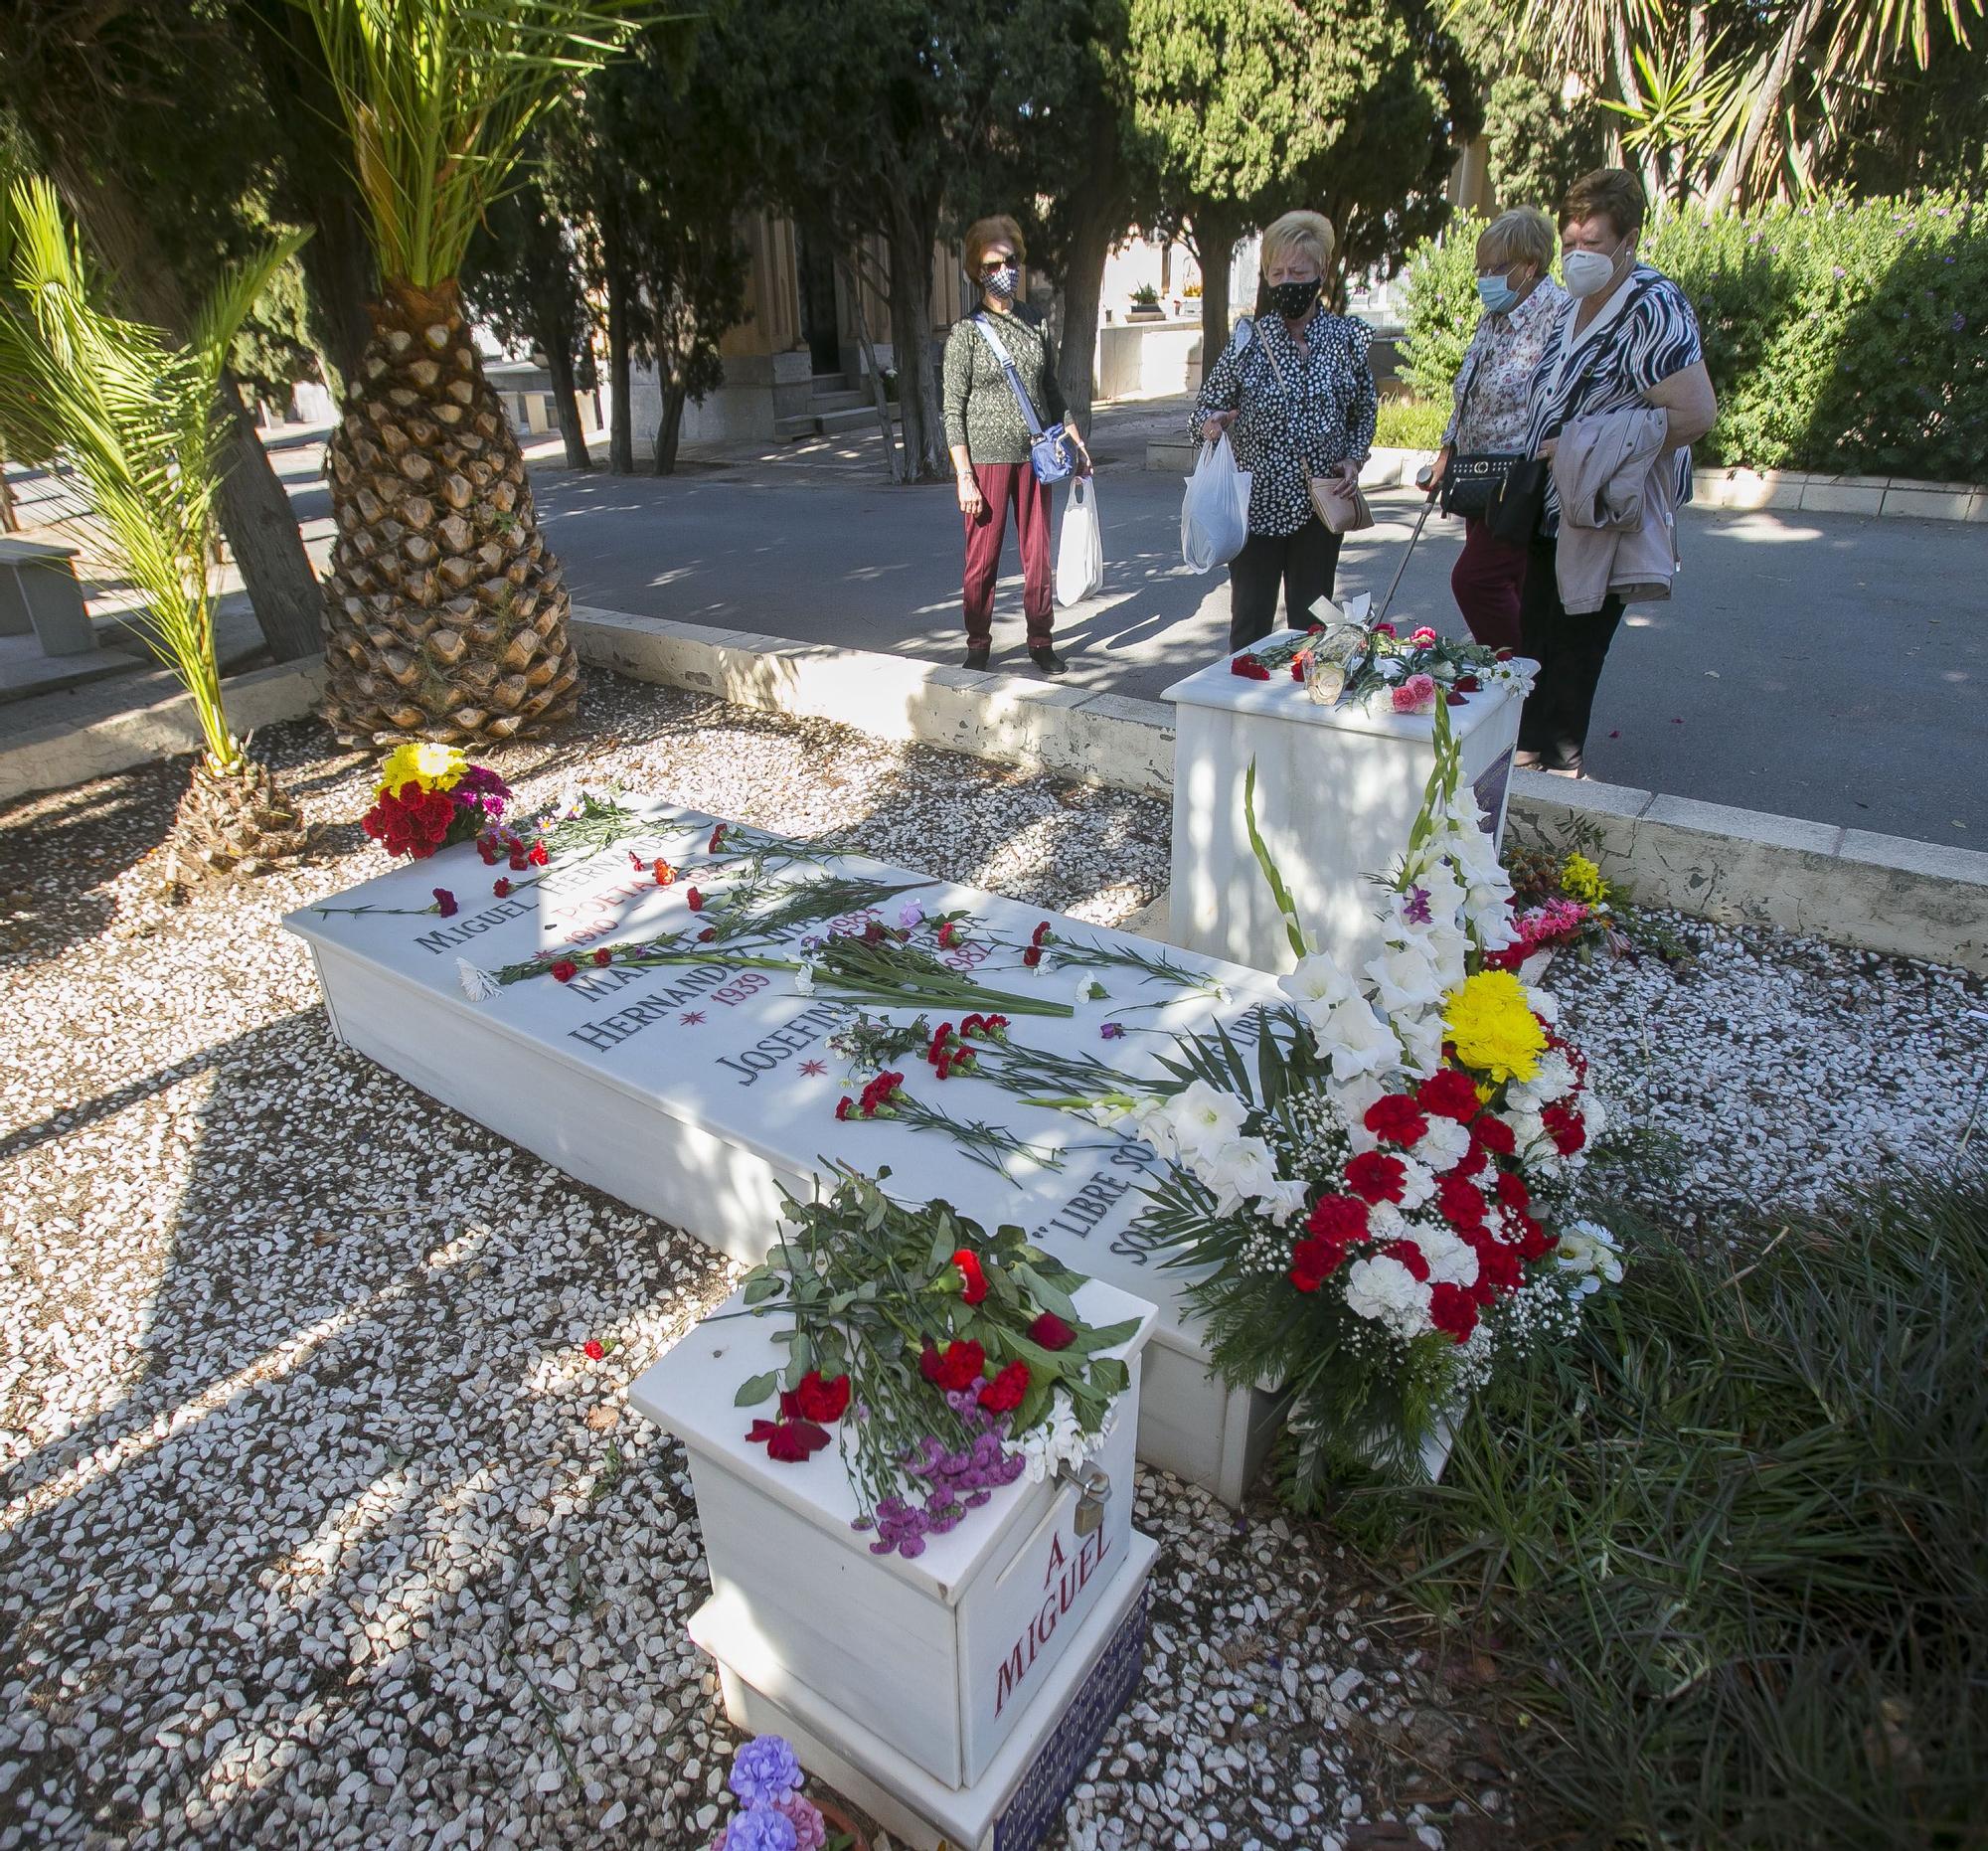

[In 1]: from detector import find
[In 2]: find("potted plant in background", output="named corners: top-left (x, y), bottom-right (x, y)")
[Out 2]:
top-left (1127, 282), bottom-right (1164, 322)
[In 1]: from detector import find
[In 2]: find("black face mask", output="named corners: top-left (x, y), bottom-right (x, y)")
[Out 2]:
top-left (1266, 278), bottom-right (1320, 320)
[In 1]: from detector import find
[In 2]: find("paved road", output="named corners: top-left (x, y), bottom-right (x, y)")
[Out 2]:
top-left (266, 410), bottom-right (1982, 846)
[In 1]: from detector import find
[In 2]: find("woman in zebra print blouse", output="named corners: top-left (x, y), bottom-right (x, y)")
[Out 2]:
top-left (1516, 168), bottom-right (1718, 776)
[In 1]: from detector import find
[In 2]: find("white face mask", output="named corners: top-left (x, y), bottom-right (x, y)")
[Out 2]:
top-left (1563, 244), bottom-right (1627, 299)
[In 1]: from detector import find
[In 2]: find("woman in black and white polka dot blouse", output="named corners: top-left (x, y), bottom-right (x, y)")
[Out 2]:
top-left (1192, 210), bottom-right (1378, 649)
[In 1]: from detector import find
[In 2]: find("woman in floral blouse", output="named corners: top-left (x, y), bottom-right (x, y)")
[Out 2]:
top-left (1192, 211), bottom-right (1378, 649)
top-left (1427, 207), bottom-right (1567, 649)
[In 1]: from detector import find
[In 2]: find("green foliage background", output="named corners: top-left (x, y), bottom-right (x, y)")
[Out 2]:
top-left (1400, 196), bottom-right (1987, 479)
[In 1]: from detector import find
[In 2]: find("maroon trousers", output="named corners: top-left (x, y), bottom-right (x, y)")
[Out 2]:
top-left (961, 461), bottom-right (1054, 648)
top-left (1449, 514), bottom-right (1530, 652)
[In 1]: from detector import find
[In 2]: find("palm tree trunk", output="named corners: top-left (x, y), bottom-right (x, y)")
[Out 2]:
top-left (1706, 0), bottom-right (1823, 211)
top-left (320, 280), bottom-right (579, 745)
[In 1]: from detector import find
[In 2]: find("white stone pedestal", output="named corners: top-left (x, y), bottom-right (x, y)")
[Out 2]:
top-left (1163, 634), bottom-right (1529, 977)
top-left (629, 1277), bottom-right (1159, 1850)
top-left (283, 799), bottom-right (1287, 1505)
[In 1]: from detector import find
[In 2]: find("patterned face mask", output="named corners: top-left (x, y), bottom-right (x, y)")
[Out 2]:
top-left (1266, 277), bottom-right (1320, 320)
top-left (981, 263), bottom-right (1018, 301)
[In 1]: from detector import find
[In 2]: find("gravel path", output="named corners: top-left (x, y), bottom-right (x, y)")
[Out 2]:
top-left (0, 671), bottom-right (1976, 1850)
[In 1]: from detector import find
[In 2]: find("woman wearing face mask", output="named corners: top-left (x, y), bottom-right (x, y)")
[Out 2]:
top-left (1514, 168), bottom-right (1718, 775)
top-left (941, 214), bottom-right (1089, 675)
top-left (1191, 210), bottom-right (1378, 649)
top-left (1427, 207), bottom-right (1567, 650)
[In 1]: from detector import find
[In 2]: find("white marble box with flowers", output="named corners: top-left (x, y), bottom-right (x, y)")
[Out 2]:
top-left (283, 781), bottom-right (1291, 1504)
top-left (1164, 615), bottom-right (1538, 981)
top-left (626, 1174), bottom-right (1158, 1844)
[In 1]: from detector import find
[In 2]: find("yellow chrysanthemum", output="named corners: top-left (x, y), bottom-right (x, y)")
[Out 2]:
top-left (1561, 851), bottom-right (1609, 906)
top-left (377, 741), bottom-right (466, 796)
top-left (1442, 969), bottom-right (1547, 1085)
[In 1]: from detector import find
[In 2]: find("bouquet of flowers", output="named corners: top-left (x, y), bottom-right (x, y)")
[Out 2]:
top-left (1129, 703), bottom-right (1620, 1504)
top-left (711, 1734), bottom-right (859, 1851)
top-left (735, 1171), bottom-right (1139, 1559)
top-left (359, 743), bottom-right (511, 859)
top-left (1489, 837), bottom-right (1638, 970)
top-left (1227, 606), bottom-right (1532, 718)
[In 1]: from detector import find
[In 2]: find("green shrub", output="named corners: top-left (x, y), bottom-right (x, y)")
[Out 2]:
top-left (1374, 397), bottom-right (1448, 450)
top-left (1399, 195), bottom-right (1988, 480)
top-left (1336, 1168), bottom-right (1988, 1847)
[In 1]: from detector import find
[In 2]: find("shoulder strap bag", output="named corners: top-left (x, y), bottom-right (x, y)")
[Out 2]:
top-left (971, 314), bottom-right (1075, 485)
top-left (1439, 345), bottom-right (1520, 518)
top-left (1486, 278), bottom-right (1655, 547)
top-left (1255, 321), bottom-right (1373, 536)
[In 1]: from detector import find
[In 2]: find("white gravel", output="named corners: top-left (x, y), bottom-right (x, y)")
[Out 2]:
top-left (0, 678), bottom-right (1486, 1851)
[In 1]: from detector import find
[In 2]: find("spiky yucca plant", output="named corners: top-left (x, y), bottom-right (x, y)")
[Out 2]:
top-left (0, 175), bottom-right (310, 887)
top-left (300, 0), bottom-right (652, 747)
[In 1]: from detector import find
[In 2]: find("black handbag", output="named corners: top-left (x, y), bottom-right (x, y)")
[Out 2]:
top-left (1438, 353), bottom-right (1519, 517)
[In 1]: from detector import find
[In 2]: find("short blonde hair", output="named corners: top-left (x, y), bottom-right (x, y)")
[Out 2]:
top-left (1260, 210), bottom-right (1336, 277)
top-left (1477, 207), bottom-right (1556, 276)
top-left (963, 215), bottom-right (1026, 277)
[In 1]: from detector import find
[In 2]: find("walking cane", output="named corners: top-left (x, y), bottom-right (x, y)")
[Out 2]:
top-left (1374, 465), bottom-right (1439, 627)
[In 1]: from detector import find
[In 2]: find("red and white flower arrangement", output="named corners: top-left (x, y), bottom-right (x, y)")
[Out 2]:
top-left (359, 743), bottom-right (510, 860)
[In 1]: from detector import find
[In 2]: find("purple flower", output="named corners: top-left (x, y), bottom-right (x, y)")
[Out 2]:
top-left (432, 888), bottom-right (458, 918)
top-left (898, 902), bottom-right (925, 929)
top-left (773, 1794), bottom-right (828, 1851)
top-left (722, 1805), bottom-right (799, 1851)
top-left (1099, 1022), bottom-right (1125, 1040)
top-left (1402, 885), bottom-right (1432, 926)
top-left (729, 1735), bottom-right (803, 1806)
top-left (450, 764), bottom-right (512, 824)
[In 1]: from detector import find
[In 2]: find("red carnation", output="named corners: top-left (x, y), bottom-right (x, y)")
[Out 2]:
top-left (1415, 1069), bottom-right (1480, 1122)
top-left (835, 1097), bottom-right (853, 1121)
top-left (433, 888), bottom-right (458, 918)
top-left (938, 921), bottom-right (960, 948)
top-left (959, 1013), bottom-right (985, 1037)
top-left (934, 1051), bottom-right (953, 1081)
top-left (1464, 1230), bottom-right (1524, 1298)
top-left (1023, 946), bottom-right (1043, 968)
top-left (1495, 647), bottom-right (1514, 660)
top-left (1542, 1103), bottom-right (1587, 1155)
top-left (1029, 1311), bottom-right (1077, 1350)
top-left (1510, 1211), bottom-right (1555, 1259)
top-left (582, 1339), bottom-right (605, 1361)
top-left (984, 1014), bottom-right (1010, 1035)
top-left (477, 838), bottom-right (500, 865)
top-left (1031, 922), bottom-right (1052, 948)
top-left (493, 878), bottom-right (513, 898)
top-left (1364, 1094), bottom-right (1430, 1146)
top-left (698, 927), bottom-right (717, 941)
top-left (950, 1249), bottom-right (989, 1305)
top-left (978, 1359), bottom-right (1030, 1415)
top-left (528, 842), bottom-right (549, 867)
top-left (747, 1417), bottom-right (832, 1463)
top-left (1381, 1238), bottom-right (1430, 1282)
top-left (1449, 1145), bottom-right (1488, 1179)
top-left (708, 824), bottom-right (728, 852)
top-left (1289, 1236), bottom-right (1346, 1292)
top-left (1455, 674), bottom-right (1481, 693)
top-left (1291, 660), bottom-right (1306, 681)
top-left (1304, 1193), bottom-right (1370, 1244)
top-left (1473, 1115), bottom-right (1518, 1157)
top-left (686, 888), bottom-right (704, 911)
top-left (653, 860), bottom-right (675, 887)
top-left (1344, 1151), bottom-right (1408, 1205)
top-left (1495, 1170), bottom-right (1531, 1213)
top-left (792, 1370), bottom-right (851, 1424)
top-left (591, 948), bottom-right (612, 967)
top-left (920, 1339), bottom-right (985, 1392)
top-left (864, 920), bottom-right (887, 943)
top-left (509, 848), bottom-right (528, 872)
top-left (1229, 654), bottom-right (1271, 680)
top-left (1436, 1172), bottom-right (1488, 1229)
top-left (551, 959), bottom-right (579, 983)
top-left (1446, 691), bottom-right (1467, 707)
top-left (1428, 1281), bottom-right (1478, 1343)
top-left (1374, 622), bottom-right (1396, 636)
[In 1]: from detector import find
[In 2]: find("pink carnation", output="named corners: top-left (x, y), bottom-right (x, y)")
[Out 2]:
top-left (1391, 673), bottom-right (1438, 715)
top-left (1409, 626), bottom-right (1438, 646)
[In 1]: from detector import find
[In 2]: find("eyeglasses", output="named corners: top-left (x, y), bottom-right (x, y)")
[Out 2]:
top-left (978, 257), bottom-right (1015, 275)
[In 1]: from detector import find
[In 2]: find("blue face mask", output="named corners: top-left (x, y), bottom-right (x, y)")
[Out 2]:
top-left (1476, 272), bottom-right (1520, 314)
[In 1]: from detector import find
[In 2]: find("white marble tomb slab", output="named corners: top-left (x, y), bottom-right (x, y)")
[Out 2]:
top-left (284, 797), bottom-right (1290, 1503)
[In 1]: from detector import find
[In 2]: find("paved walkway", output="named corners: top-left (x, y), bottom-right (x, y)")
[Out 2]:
top-left (5, 401), bottom-right (1979, 844)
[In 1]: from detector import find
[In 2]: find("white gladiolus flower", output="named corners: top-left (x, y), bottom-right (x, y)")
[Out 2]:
top-left (1262, 1178), bottom-right (1310, 1227)
top-left (1342, 1255), bottom-right (1433, 1338)
top-left (1334, 1073), bottom-right (1390, 1152)
top-left (457, 960), bottom-right (501, 1002)
top-left (1556, 1220), bottom-right (1624, 1294)
top-left (1279, 952), bottom-right (1361, 1023)
top-left (1320, 997), bottom-right (1399, 1082)
top-left (1161, 1079), bottom-right (1249, 1160)
top-left (1128, 1093), bottom-right (1180, 1159)
top-left (793, 961), bottom-right (816, 996)
top-left (1366, 943), bottom-right (1446, 1018)
top-left (1204, 1135), bottom-right (1280, 1209)
top-left (1413, 1113), bottom-right (1472, 1172)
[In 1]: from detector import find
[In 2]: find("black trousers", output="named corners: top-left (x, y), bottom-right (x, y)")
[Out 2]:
top-left (1517, 537), bottom-right (1624, 773)
top-left (1227, 517), bottom-right (1343, 650)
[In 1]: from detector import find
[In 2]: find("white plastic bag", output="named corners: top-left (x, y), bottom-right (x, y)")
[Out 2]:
top-left (1181, 433), bottom-right (1251, 573)
top-left (1056, 476), bottom-right (1103, 607)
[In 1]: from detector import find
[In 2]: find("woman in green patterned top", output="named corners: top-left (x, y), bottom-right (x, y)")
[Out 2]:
top-left (941, 215), bottom-right (1090, 675)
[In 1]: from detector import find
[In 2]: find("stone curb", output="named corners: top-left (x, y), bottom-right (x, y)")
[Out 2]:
top-left (1146, 439), bottom-right (1988, 523)
top-left (571, 606), bottom-right (1987, 973)
top-left (0, 658), bottom-right (327, 805)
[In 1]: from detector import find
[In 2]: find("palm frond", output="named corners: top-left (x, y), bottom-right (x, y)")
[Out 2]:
top-left (295, 0), bottom-right (663, 290)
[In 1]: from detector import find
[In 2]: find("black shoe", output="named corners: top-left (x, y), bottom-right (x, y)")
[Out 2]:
top-left (1030, 646), bottom-right (1067, 675)
top-left (963, 645), bottom-right (990, 671)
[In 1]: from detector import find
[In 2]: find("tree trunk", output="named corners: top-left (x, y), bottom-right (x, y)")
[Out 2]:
top-left (887, 195), bottom-right (948, 482)
top-left (21, 120), bottom-right (326, 664)
top-left (654, 378), bottom-right (688, 475)
top-left (839, 253), bottom-right (906, 484)
top-left (1705, 0), bottom-right (1822, 211)
top-left (1056, 125), bottom-right (1129, 438)
top-left (541, 328), bottom-right (594, 469)
top-left (0, 448), bottom-right (16, 534)
top-left (605, 227), bottom-right (636, 476)
top-left (216, 373), bottom-right (322, 661)
top-left (1193, 210), bottom-right (1242, 374)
